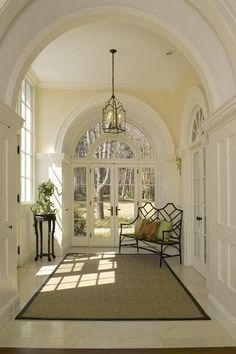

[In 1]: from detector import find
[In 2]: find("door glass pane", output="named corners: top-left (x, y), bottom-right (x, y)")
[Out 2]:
top-left (141, 167), bottom-right (155, 204)
top-left (193, 152), bottom-right (199, 178)
top-left (94, 167), bottom-right (111, 238)
top-left (118, 167), bottom-right (135, 233)
top-left (193, 151), bottom-right (200, 258)
top-left (74, 167), bottom-right (87, 237)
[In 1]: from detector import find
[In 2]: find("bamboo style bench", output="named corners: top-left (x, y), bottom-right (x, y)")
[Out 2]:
top-left (119, 202), bottom-right (183, 266)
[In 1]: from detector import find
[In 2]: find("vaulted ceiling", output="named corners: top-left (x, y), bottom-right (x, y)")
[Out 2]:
top-left (31, 21), bottom-right (188, 90)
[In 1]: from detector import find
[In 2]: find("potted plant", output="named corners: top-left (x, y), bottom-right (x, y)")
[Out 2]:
top-left (31, 179), bottom-right (61, 217)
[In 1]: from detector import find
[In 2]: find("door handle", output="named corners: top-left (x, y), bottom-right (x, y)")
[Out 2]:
top-left (108, 206), bottom-right (113, 216)
top-left (196, 216), bottom-right (202, 221)
top-left (116, 206), bottom-right (121, 216)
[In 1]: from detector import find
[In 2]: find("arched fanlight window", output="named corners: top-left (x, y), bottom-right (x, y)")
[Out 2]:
top-left (74, 122), bottom-right (153, 159)
top-left (192, 107), bottom-right (204, 143)
top-left (94, 140), bottom-right (134, 159)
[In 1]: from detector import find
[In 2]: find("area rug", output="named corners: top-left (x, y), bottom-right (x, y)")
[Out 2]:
top-left (16, 253), bottom-right (210, 320)
top-left (1, 348), bottom-right (236, 354)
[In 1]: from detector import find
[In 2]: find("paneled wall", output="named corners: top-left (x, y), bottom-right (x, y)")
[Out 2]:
top-left (206, 97), bottom-right (236, 337)
top-left (0, 102), bottom-right (23, 329)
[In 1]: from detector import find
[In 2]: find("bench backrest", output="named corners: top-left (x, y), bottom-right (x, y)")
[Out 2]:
top-left (137, 202), bottom-right (183, 239)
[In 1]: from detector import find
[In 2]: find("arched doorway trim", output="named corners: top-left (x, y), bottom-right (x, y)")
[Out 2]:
top-left (181, 86), bottom-right (209, 150)
top-left (55, 93), bottom-right (174, 158)
top-left (181, 86), bottom-right (209, 268)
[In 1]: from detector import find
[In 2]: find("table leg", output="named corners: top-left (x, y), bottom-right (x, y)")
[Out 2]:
top-left (48, 220), bottom-right (51, 261)
top-left (39, 221), bottom-right (43, 258)
top-left (34, 218), bottom-right (39, 261)
top-left (52, 219), bottom-right (56, 258)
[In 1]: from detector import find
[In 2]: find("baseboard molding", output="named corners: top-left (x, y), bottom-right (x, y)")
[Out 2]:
top-left (53, 239), bottom-right (71, 257)
top-left (18, 247), bottom-right (32, 267)
top-left (0, 294), bottom-right (19, 330)
top-left (61, 240), bottom-right (71, 256)
top-left (208, 293), bottom-right (236, 338)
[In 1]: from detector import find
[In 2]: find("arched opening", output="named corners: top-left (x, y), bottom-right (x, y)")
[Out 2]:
top-left (181, 86), bottom-right (209, 275)
top-left (72, 121), bottom-right (158, 247)
top-left (2, 3), bottom-right (235, 111)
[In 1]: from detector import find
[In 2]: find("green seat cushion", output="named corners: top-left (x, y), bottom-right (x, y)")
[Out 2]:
top-left (156, 220), bottom-right (173, 241)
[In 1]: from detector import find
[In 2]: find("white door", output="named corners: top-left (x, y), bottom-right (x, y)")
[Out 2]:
top-left (0, 123), bottom-right (18, 311)
top-left (192, 147), bottom-right (207, 277)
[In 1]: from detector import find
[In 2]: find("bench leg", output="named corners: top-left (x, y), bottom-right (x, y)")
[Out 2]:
top-left (160, 244), bottom-right (163, 267)
top-left (119, 235), bottom-right (121, 253)
top-left (136, 239), bottom-right (139, 252)
top-left (179, 241), bottom-right (182, 264)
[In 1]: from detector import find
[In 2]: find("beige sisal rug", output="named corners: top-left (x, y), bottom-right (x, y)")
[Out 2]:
top-left (16, 253), bottom-right (210, 320)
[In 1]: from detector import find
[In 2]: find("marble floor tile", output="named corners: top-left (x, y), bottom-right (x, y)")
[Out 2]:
top-left (0, 247), bottom-right (235, 349)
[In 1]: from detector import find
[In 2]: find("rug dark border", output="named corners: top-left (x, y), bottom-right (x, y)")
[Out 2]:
top-left (15, 253), bottom-right (210, 321)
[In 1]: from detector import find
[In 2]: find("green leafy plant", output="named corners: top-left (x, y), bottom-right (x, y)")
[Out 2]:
top-left (31, 179), bottom-right (61, 215)
top-left (74, 202), bottom-right (86, 235)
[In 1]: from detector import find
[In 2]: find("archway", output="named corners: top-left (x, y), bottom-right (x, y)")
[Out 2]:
top-left (0, 2), bottom-right (235, 111)
top-left (181, 86), bottom-right (209, 272)
top-left (53, 93), bottom-right (178, 247)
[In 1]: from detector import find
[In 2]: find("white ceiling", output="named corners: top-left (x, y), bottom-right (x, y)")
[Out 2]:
top-left (31, 21), bottom-right (188, 90)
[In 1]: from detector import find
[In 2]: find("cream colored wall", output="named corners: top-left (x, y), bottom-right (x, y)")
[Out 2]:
top-left (35, 64), bottom-right (201, 153)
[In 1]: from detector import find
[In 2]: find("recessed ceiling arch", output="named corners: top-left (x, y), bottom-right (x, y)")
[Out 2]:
top-left (0, 1), bottom-right (235, 111)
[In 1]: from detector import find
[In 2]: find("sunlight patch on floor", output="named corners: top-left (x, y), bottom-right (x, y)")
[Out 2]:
top-left (35, 265), bottom-right (57, 276)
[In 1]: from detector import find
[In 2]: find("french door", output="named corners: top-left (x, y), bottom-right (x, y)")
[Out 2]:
top-left (192, 147), bottom-right (207, 277)
top-left (72, 164), bottom-right (156, 247)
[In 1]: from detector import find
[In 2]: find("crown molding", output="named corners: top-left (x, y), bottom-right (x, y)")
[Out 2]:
top-left (30, 65), bottom-right (189, 91)
top-left (0, 100), bottom-right (23, 130)
top-left (36, 152), bottom-right (71, 164)
top-left (26, 68), bottom-right (40, 87)
top-left (203, 94), bottom-right (236, 134)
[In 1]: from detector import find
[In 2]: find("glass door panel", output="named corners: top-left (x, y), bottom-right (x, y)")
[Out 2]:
top-left (117, 167), bottom-right (135, 235)
top-left (93, 167), bottom-right (112, 240)
top-left (72, 164), bottom-right (156, 247)
top-left (141, 167), bottom-right (155, 208)
top-left (193, 151), bottom-right (200, 258)
top-left (192, 149), bottom-right (207, 277)
top-left (73, 167), bottom-right (87, 239)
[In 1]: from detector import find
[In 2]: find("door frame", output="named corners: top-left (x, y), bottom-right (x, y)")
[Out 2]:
top-left (191, 145), bottom-right (207, 277)
top-left (71, 161), bottom-right (158, 247)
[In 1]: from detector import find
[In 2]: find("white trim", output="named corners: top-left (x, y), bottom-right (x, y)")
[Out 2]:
top-left (3, 3), bottom-right (232, 110)
top-left (0, 100), bottom-right (23, 130)
top-left (28, 62), bottom-right (190, 92)
top-left (208, 293), bottom-right (236, 339)
top-left (203, 94), bottom-right (236, 135)
top-left (181, 86), bottom-right (209, 149)
top-left (180, 86), bottom-right (209, 267)
top-left (36, 152), bottom-right (69, 164)
top-left (26, 68), bottom-right (40, 87)
top-left (54, 93), bottom-right (174, 158)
